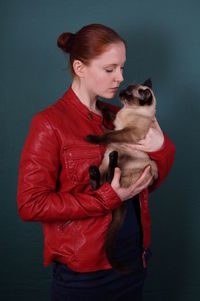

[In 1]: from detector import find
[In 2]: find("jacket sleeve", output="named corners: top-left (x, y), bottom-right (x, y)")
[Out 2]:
top-left (148, 132), bottom-right (176, 192)
top-left (17, 113), bottom-right (122, 223)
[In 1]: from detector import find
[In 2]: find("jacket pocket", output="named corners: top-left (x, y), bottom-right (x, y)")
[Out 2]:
top-left (63, 144), bottom-right (102, 185)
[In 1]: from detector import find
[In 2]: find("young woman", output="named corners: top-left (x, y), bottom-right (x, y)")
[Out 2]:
top-left (17, 24), bottom-right (175, 301)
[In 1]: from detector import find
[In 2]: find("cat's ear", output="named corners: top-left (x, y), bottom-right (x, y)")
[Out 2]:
top-left (143, 78), bottom-right (152, 88)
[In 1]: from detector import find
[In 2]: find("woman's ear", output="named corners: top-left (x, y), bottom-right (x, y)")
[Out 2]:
top-left (72, 60), bottom-right (85, 77)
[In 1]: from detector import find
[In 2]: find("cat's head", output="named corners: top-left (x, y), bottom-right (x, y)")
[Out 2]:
top-left (119, 78), bottom-right (156, 108)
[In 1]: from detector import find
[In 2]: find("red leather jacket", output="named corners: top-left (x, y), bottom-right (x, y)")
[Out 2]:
top-left (17, 87), bottom-right (175, 272)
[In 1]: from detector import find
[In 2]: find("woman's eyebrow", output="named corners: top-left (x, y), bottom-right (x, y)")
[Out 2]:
top-left (104, 62), bottom-right (126, 67)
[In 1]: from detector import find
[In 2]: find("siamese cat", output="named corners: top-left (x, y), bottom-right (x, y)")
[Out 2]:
top-left (86, 79), bottom-right (158, 273)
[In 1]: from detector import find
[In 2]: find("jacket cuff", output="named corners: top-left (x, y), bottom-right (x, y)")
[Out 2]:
top-left (95, 182), bottom-right (122, 210)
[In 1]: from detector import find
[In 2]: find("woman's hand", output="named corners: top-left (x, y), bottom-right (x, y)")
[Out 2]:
top-left (111, 165), bottom-right (153, 202)
top-left (125, 118), bottom-right (164, 153)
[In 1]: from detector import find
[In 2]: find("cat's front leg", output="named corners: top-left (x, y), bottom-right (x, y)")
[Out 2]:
top-left (86, 127), bottom-right (141, 145)
top-left (89, 166), bottom-right (100, 190)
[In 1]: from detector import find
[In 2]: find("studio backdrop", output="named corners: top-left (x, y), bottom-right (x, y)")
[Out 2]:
top-left (0, 0), bottom-right (200, 300)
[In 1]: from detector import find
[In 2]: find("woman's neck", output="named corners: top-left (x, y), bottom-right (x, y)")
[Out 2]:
top-left (71, 80), bottom-right (96, 111)
top-left (71, 79), bottom-right (102, 117)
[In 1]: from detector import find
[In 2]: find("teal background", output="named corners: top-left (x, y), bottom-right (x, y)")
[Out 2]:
top-left (1, 0), bottom-right (200, 300)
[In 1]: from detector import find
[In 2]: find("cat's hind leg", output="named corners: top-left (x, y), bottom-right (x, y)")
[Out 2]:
top-left (106, 151), bottom-right (118, 183)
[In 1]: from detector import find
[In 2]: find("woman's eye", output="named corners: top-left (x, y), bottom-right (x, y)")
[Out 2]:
top-left (105, 66), bottom-right (124, 73)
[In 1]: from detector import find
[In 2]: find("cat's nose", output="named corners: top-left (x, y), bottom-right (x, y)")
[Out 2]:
top-left (119, 89), bottom-right (132, 99)
top-left (119, 85), bottom-right (134, 99)
top-left (125, 85), bottom-right (134, 95)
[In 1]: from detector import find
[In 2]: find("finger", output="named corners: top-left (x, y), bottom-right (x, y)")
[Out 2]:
top-left (124, 143), bottom-right (146, 151)
top-left (143, 174), bottom-right (154, 188)
top-left (134, 174), bottom-right (154, 194)
top-left (133, 165), bottom-right (151, 188)
top-left (129, 143), bottom-right (146, 152)
top-left (136, 138), bottom-right (146, 145)
top-left (111, 167), bottom-right (121, 187)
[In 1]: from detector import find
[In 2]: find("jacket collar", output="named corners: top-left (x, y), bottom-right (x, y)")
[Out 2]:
top-left (62, 86), bottom-right (114, 130)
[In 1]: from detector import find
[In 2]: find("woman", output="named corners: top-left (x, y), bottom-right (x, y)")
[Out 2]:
top-left (17, 24), bottom-right (175, 301)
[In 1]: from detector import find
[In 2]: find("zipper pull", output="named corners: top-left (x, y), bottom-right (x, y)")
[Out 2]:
top-left (88, 112), bottom-right (93, 120)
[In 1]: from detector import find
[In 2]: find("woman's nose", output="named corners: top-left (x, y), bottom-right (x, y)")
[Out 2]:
top-left (115, 69), bottom-right (124, 83)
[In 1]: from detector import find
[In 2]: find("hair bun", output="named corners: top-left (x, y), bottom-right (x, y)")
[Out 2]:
top-left (57, 32), bottom-right (75, 53)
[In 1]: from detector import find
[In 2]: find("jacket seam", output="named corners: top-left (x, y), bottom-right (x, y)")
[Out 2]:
top-left (42, 111), bottom-right (61, 149)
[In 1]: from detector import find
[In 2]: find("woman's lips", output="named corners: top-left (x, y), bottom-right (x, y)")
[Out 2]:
top-left (110, 87), bottom-right (118, 92)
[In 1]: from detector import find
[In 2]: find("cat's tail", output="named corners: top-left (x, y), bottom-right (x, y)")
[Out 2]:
top-left (86, 134), bottom-right (105, 144)
top-left (105, 204), bottom-right (133, 274)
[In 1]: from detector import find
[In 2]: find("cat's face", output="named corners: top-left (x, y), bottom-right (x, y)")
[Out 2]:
top-left (119, 79), bottom-right (155, 107)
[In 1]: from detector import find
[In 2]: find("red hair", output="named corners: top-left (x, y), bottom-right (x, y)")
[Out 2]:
top-left (57, 24), bottom-right (126, 76)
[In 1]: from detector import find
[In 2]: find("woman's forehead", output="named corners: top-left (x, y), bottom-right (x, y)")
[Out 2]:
top-left (92, 42), bottom-right (126, 66)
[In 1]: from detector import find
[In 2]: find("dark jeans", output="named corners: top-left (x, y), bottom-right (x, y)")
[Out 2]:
top-left (50, 262), bottom-right (144, 301)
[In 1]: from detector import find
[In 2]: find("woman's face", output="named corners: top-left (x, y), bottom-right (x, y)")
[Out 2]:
top-left (82, 42), bottom-right (126, 99)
